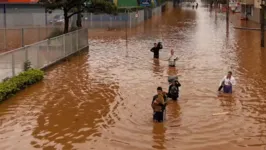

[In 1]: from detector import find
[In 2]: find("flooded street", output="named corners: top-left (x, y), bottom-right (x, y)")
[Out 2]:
top-left (2, 3), bottom-right (266, 150)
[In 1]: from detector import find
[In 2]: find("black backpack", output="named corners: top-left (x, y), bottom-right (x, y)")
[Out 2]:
top-left (170, 85), bottom-right (178, 95)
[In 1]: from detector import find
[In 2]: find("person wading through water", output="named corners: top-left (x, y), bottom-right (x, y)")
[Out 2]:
top-left (151, 87), bottom-right (168, 122)
top-left (218, 71), bottom-right (236, 94)
top-left (168, 78), bottom-right (181, 101)
top-left (168, 49), bottom-right (178, 67)
top-left (150, 42), bottom-right (163, 59)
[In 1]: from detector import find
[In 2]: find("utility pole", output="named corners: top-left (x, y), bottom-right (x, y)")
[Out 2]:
top-left (125, 9), bottom-right (129, 57)
top-left (226, 0), bottom-right (230, 27)
top-left (261, 0), bottom-right (265, 47)
top-left (3, 4), bottom-right (7, 50)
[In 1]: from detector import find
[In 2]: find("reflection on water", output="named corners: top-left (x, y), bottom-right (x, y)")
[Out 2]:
top-left (152, 123), bottom-right (166, 150)
top-left (167, 66), bottom-right (178, 77)
top-left (2, 2), bottom-right (266, 150)
top-left (152, 59), bottom-right (163, 75)
top-left (31, 82), bottom-right (119, 149)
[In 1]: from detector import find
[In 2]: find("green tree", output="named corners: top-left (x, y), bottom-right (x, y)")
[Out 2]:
top-left (77, 0), bottom-right (117, 28)
top-left (39, 0), bottom-right (117, 33)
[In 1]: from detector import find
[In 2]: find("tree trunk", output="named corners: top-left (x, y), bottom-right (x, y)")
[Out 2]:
top-left (64, 8), bottom-right (69, 33)
top-left (77, 4), bottom-right (82, 28)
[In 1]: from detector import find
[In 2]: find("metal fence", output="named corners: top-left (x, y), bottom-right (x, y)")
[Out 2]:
top-left (81, 5), bottom-right (163, 29)
top-left (0, 26), bottom-right (56, 52)
top-left (0, 5), bottom-right (164, 28)
top-left (0, 4), bottom-right (165, 53)
top-left (0, 28), bottom-right (88, 81)
top-left (81, 10), bottom-right (145, 29)
top-left (0, 7), bottom-right (157, 52)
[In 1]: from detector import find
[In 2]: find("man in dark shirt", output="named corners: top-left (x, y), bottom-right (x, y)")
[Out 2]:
top-left (150, 42), bottom-right (163, 59)
top-left (151, 87), bottom-right (168, 122)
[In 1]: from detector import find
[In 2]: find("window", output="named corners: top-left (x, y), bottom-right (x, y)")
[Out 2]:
top-left (246, 5), bottom-right (253, 16)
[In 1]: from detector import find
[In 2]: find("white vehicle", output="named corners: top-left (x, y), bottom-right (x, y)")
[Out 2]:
top-left (49, 15), bottom-right (64, 25)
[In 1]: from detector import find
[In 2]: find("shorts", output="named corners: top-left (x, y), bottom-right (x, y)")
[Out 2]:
top-left (153, 111), bottom-right (164, 122)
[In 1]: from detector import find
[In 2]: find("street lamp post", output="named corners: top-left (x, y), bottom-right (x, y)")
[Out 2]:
top-left (226, 0), bottom-right (230, 27)
top-left (125, 8), bottom-right (129, 57)
top-left (261, 0), bottom-right (265, 47)
top-left (2, 4), bottom-right (7, 50)
top-left (3, 4), bottom-right (6, 28)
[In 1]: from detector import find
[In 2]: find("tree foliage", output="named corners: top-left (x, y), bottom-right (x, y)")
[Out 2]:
top-left (39, 0), bottom-right (117, 33)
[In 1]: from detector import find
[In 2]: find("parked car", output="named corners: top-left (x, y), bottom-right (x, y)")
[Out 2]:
top-left (49, 14), bottom-right (88, 25)
top-left (49, 15), bottom-right (64, 25)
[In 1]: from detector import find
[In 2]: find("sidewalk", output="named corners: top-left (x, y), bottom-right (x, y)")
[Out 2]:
top-left (230, 13), bottom-right (262, 31)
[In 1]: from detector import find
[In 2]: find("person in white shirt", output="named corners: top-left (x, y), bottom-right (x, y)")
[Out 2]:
top-left (168, 49), bottom-right (178, 67)
top-left (218, 71), bottom-right (236, 93)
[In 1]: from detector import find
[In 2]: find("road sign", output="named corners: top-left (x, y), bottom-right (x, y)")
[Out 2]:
top-left (140, 0), bottom-right (151, 7)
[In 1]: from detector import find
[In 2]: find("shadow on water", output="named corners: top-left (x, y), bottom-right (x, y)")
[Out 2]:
top-left (152, 123), bottom-right (166, 150)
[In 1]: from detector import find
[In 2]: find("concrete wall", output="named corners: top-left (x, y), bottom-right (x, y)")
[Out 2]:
top-left (0, 4), bottom-right (74, 28)
top-left (144, 8), bottom-right (152, 20)
top-left (152, 5), bottom-right (162, 16)
top-left (0, 3), bottom-right (168, 28)
top-left (254, 0), bottom-right (261, 9)
top-left (0, 4), bottom-right (45, 27)
top-left (252, 0), bottom-right (261, 23)
top-left (5, 4), bottom-right (45, 27)
top-left (248, 7), bottom-right (260, 23)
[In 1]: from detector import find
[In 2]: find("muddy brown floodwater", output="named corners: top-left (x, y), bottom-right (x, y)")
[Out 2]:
top-left (2, 3), bottom-right (266, 150)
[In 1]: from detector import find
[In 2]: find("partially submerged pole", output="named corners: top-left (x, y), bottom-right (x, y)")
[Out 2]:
top-left (125, 9), bottom-right (129, 57)
top-left (261, 0), bottom-right (265, 47)
top-left (226, 0), bottom-right (229, 27)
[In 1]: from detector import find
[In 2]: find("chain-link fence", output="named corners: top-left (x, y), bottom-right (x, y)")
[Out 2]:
top-left (0, 4), bottom-right (165, 52)
top-left (0, 7), bottom-right (158, 52)
top-left (0, 4), bottom-right (164, 28)
top-left (0, 26), bottom-right (56, 52)
top-left (81, 9), bottom-right (146, 29)
top-left (81, 5), bottom-right (163, 29)
top-left (0, 28), bottom-right (88, 81)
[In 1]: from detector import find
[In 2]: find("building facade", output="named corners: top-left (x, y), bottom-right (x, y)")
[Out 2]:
top-left (240, 0), bottom-right (263, 23)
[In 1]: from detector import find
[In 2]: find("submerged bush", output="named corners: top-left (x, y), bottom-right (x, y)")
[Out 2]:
top-left (48, 28), bottom-right (64, 39)
top-left (0, 69), bottom-right (44, 102)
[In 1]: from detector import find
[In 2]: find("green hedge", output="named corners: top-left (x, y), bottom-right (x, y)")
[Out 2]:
top-left (0, 69), bottom-right (44, 102)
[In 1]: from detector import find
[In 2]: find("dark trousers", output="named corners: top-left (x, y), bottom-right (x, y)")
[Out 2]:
top-left (172, 95), bottom-right (179, 100)
top-left (154, 55), bottom-right (159, 59)
top-left (153, 111), bottom-right (164, 122)
top-left (223, 85), bottom-right (232, 93)
top-left (168, 93), bottom-right (179, 100)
